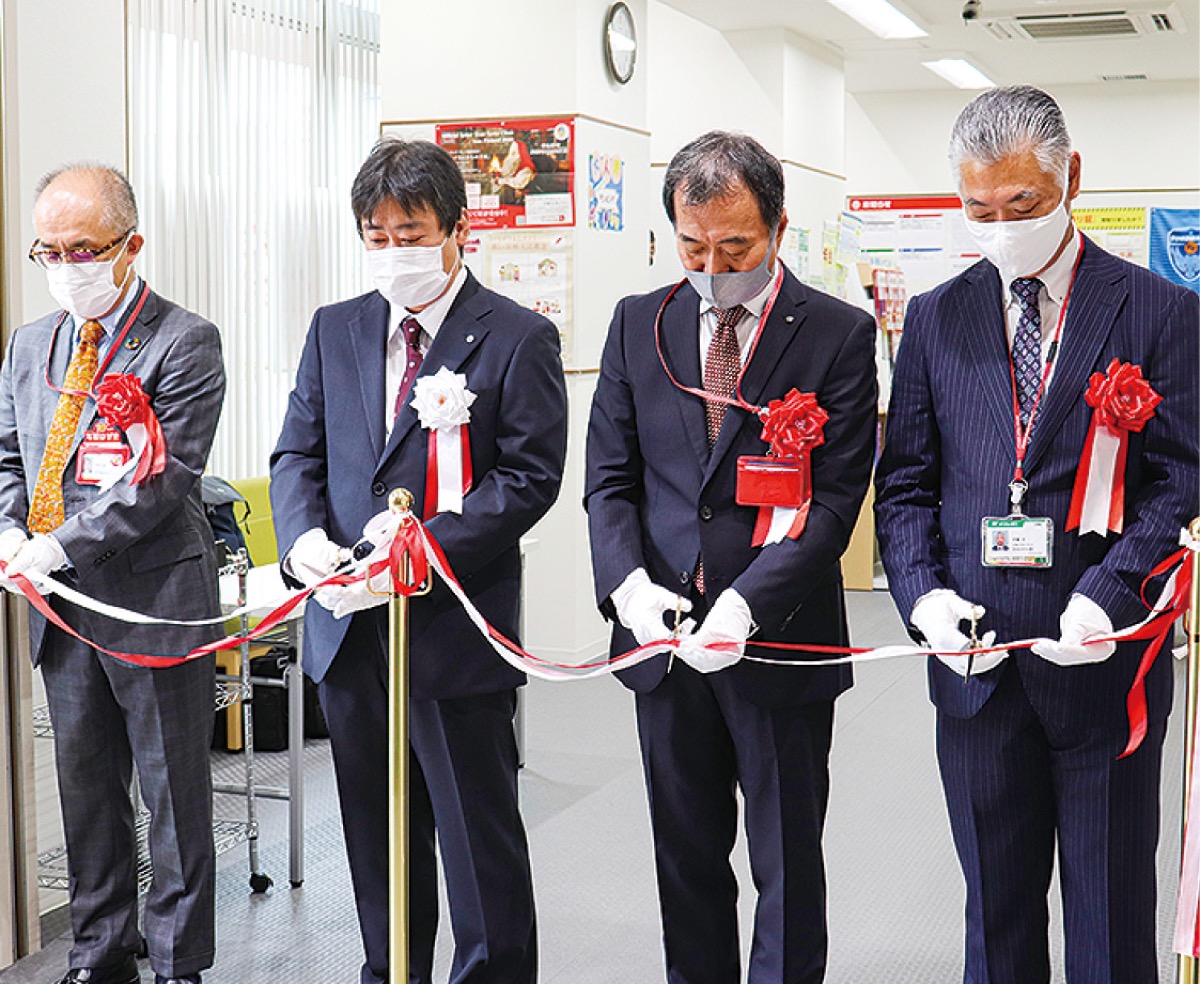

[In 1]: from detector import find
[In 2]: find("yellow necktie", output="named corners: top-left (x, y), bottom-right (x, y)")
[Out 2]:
top-left (28, 320), bottom-right (104, 533)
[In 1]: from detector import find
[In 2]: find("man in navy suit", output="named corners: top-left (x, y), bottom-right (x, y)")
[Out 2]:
top-left (271, 139), bottom-right (567, 984)
top-left (585, 132), bottom-right (878, 984)
top-left (876, 86), bottom-right (1199, 984)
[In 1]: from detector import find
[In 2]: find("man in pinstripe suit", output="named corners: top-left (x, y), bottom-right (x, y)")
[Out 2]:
top-left (876, 86), bottom-right (1198, 983)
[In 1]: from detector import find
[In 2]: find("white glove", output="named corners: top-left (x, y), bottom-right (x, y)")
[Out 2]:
top-left (678, 589), bottom-right (754, 674)
top-left (0, 527), bottom-right (28, 563)
top-left (6, 533), bottom-right (67, 586)
top-left (610, 568), bottom-right (692, 648)
top-left (283, 528), bottom-right (348, 589)
top-left (911, 589), bottom-right (1005, 677)
top-left (313, 510), bottom-right (406, 619)
top-left (315, 577), bottom-right (390, 620)
top-left (1031, 594), bottom-right (1115, 666)
top-left (0, 528), bottom-right (29, 592)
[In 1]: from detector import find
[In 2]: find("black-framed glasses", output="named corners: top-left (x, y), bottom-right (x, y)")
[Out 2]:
top-left (28, 228), bottom-right (134, 269)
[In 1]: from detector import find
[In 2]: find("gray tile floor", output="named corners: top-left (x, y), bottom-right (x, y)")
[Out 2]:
top-left (2, 590), bottom-right (1185, 983)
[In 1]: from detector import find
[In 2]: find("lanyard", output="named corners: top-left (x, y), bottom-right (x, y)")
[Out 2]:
top-left (653, 263), bottom-right (786, 419)
top-left (43, 282), bottom-right (150, 399)
top-left (1006, 232), bottom-right (1084, 507)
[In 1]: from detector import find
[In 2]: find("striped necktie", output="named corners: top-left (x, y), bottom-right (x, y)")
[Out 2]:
top-left (28, 319), bottom-right (104, 532)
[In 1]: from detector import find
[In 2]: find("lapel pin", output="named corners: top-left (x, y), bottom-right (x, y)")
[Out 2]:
top-left (785, 316), bottom-right (795, 324)
top-left (125, 336), bottom-right (142, 351)
top-left (465, 334), bottom-right (475, 344)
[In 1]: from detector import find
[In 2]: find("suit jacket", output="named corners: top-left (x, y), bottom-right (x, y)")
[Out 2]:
top-left (0, 286), bottom-right (227, 663)
top-left (875, 239), bottom-right (1199, 729)
top-left (270, 272), bottom-right (568, 698)
top-left (584, 266), bottom-right (878, 707)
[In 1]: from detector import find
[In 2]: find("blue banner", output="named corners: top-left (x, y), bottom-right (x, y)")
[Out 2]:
top-left (1149, 207), bottom-right (1200, 294)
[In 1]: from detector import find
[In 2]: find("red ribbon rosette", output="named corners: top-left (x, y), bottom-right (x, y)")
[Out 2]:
top-left (743, 389), bottom-right (829, 547)
top-left (759, 388), bottom-right (829, 458)
top-left (94, 373), bottom-right (167, 484)
top-left (1084, 358), bottom-right (1162, 433)
top-left (1067, 359), bottom-right (1161, 537)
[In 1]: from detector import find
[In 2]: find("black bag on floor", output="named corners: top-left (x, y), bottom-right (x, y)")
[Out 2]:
top-left (250, 648), bottom-right (290, 752)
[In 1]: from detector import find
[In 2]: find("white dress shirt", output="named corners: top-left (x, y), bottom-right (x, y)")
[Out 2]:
top-left (384, 264), bottom-right (468, 438)
top-left (69, 275), bottom-right (144, 363)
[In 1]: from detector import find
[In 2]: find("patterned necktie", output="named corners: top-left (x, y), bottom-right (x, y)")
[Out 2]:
top-left (1010, 277), bottom-right (1044, 429)
top-left (393, 316), bottom-right (424, 420)
top-left (703, 305), bottom-right (746, 447)
top-left (696, 304), bottom-right (746, 594)
top-left (28, 319), bottom-right (105, 533)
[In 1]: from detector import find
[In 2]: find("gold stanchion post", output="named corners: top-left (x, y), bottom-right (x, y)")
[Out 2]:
top-left (1180, 517), bottom-right (1200, 984)
top-left (388, 488), bottom-right (414, 984)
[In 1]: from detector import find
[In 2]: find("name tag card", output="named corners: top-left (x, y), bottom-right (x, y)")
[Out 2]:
top-left (75, 427), bottom-right (132, 486)
top-left (981, 516), bottom-right (1054, 568)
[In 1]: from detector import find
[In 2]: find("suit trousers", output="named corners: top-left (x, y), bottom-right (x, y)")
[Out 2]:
top-left (634, 660), bottom-right (836, 984)
top-left (40, 628), bottom-right (216, 978)
top-left (936, 664), bottom-right (1165, 984)
top-left (319, 613), bottom-right (536, 984)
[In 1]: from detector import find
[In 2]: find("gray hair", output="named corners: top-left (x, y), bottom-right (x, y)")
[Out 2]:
top-left (35, 162), bottom-right (139, 234)
top-left (948, 85), bottom-right (1071, 185)
top-left (662, 131), bottom-right (784, 231)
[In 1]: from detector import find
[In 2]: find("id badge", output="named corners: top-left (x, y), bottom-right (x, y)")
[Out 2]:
top-left (981, 516), bottom-right (1054, 568)
top-left (75, 426), bottom-right (132, 486)
top-left (736, 455), bottom-right (807, 508)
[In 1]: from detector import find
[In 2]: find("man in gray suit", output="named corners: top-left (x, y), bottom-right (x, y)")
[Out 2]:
top-left (0, 164), bottom-right (225, 984)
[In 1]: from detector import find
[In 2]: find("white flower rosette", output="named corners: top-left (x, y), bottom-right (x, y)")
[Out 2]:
top-left (411, 367), bottom-right (476, 514)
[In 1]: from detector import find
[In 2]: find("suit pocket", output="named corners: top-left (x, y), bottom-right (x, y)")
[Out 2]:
top-left (128, 529), bottom-right (207, 574)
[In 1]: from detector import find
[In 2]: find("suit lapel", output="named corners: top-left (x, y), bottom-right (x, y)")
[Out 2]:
top-left (658, 283), bottom-right (710, 465)
top-left (349, 292), bottom-right (389, 463)
top-left (1025, 240), bottom-right (1123, 474)
top-left (957, 263), bottom-right (1018, 459)
top-left (705, 273), bottom-right (805, 481)
top-left (376, 275), bottom-right (490, 476)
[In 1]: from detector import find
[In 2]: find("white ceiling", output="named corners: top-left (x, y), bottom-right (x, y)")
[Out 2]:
top-left (658, 0), bottom-right (1200, 93)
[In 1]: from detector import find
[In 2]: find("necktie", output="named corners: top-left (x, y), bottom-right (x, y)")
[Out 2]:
top-left (696, 304), bottom-right (746, 594)
top-left (28, 320), bottom-right (105, 533)
top-left (703, 305), bottom-right (746, 447)
top-left (393, 316), bottom-right (423, 420)
top-left (1010, 277), bottom-right (1044, 429)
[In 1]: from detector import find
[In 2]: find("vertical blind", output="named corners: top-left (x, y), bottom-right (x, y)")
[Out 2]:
top-left (128, 0), bottom-right (380, 480)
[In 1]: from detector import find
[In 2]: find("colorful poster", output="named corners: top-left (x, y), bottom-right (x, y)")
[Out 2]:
top-left (1074, 207), bottom-right (1147, 266)
top-left (436, 118), bottom-right (574, 230)
top-left (1149, 208), bottom-right (1200, 295)
top-left (483, 230), bottom-right (574, 361)
top-left (588, 155), bottom-right (624, 232)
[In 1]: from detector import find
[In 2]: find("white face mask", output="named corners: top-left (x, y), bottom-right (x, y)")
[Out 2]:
top-left (683, 229), bottom-right (779, 310)
top-left (45, 237), bottom-right (132, 320)
top-left (963, 197), bottom-right (1072, 283)
top-left (366, 239), bottom-right (456, 310)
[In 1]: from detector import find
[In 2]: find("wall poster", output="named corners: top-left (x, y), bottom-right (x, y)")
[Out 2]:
top-left (1149, 207), bottom-right (1200, 295)
top-left (588, 154), bottom-right (624, 232)
top-left (436, 118), bottom-right (574, 230)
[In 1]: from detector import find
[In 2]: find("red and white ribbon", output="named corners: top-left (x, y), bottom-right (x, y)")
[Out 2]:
top-left (412, 367), bottom-right (475, 518)
top-left (1067, 359), bottom-right (1162, 538)
top-left (93, 373), bottom-right (167, 488)
top-left (751, 500), bottom-right (811, 547)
